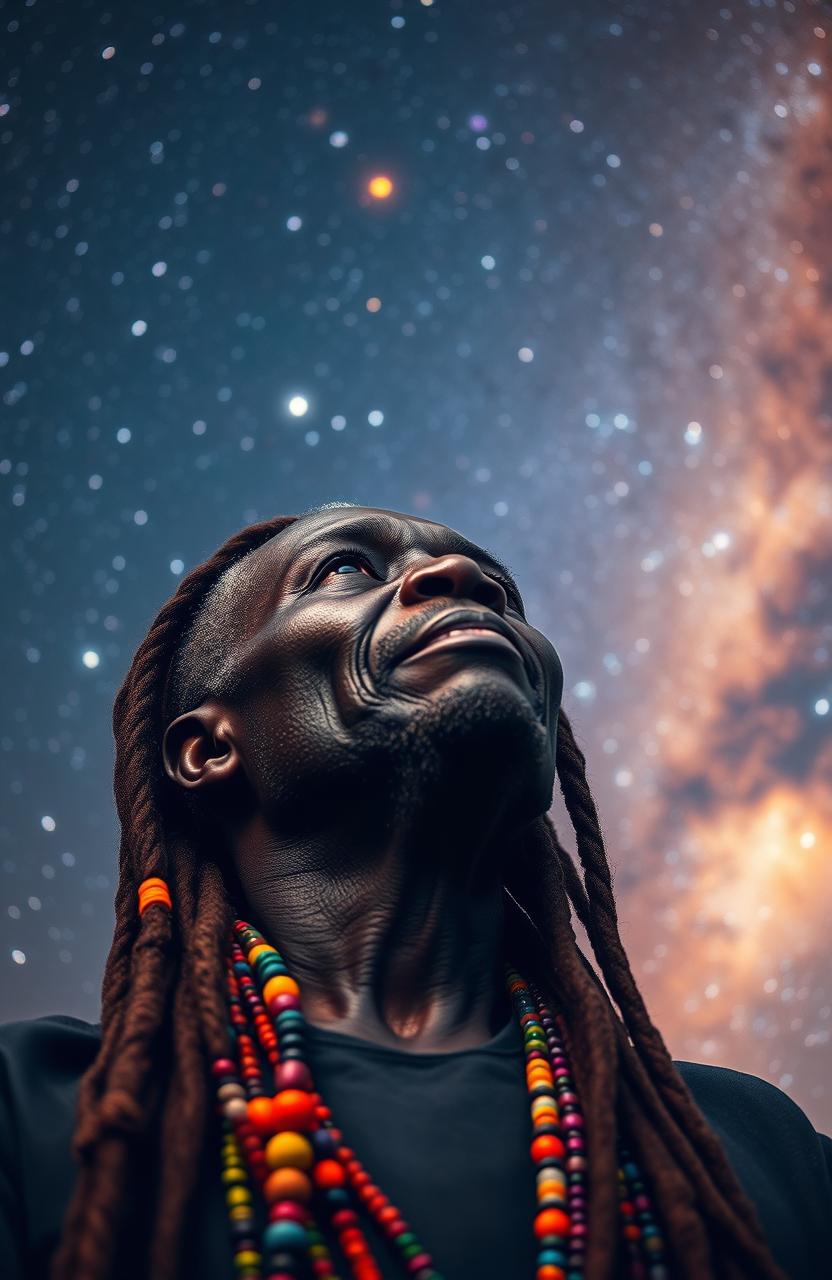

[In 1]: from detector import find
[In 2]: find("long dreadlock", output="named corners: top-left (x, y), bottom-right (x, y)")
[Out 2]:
top-left (50, 513), bottom-right (787, 1280)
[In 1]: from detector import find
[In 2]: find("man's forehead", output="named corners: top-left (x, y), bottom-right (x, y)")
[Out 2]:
top-left (228, 505), bottom-right (518, 634)
top-left (257, 506), bottom-right (462, 566)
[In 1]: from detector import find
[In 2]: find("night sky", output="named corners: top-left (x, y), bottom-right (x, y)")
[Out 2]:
top-left (2, 1), bottom-right (831, 1133)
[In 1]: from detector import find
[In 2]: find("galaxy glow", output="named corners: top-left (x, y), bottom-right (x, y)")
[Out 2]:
top-left (1, 2), bottom-right (830, 1132)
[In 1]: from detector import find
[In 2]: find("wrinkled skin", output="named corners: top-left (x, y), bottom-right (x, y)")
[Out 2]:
top-left (163, 506), bottom-right (564, 1051)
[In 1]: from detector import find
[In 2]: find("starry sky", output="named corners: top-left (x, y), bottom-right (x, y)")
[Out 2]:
top-left (2, 1), bottom-right (831, 1132)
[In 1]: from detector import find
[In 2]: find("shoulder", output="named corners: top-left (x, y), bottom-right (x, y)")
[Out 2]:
top-left (0, 1015), bottom-right (101, 1109)
top-left (673, 1057), bottom-right (828, 1145)
top-left (0, 1014), bottom-right (101, 1068)
top-left (673, 1058), bottom-right (832, 1274)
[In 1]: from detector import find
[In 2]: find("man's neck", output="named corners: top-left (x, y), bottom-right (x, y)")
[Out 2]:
top-left (229, 815), bottom-right (518, 1054)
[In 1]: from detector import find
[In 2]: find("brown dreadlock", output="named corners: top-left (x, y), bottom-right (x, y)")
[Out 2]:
top-left (50, 513), bottom-right (787, 1280)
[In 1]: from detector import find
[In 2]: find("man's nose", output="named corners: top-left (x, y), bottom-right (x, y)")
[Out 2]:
top-left (398, 554), bottom-right (508, 613)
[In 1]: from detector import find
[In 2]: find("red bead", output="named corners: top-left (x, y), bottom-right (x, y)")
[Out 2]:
top-left (531, 1134), bottom-right (566, 1162)
top-left (212, 1057), bottom-right (236, 1078)
top-left (534, 1208), bottom-right (571, 1238)
top-left (313, 1159), bottom-right (346, 1189)
top-left (272, 1089), bottom-right (318, 1132)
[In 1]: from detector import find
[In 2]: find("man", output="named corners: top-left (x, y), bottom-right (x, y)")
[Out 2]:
top-left (1, 505), bottom-right (828, 1280)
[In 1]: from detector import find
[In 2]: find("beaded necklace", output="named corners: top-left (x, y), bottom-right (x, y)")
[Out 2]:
top-left (138, 880), bottom-right (670, 1279)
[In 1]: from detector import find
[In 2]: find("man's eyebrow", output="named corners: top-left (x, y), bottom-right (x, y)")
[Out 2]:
top-left (286, 516), bottom-right (524, 602)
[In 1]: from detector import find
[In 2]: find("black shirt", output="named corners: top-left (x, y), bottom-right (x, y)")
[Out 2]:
top-left (1, 1014), bottom-right (830, 1279)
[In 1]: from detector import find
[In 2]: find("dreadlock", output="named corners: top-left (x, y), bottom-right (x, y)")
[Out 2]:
top-left (50, 512), bottom-right (787, 1280)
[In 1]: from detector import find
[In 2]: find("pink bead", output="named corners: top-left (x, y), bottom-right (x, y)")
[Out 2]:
top-left (562, 1113), bottom-right (584, 1129)
top-left (555, 1067), bottom-right (569, 1078)
top-left (559, 1091), bottom-right (578, 1104)
top-left (406, 1255), bottom-right (432, 1273)
top-left (573, 1222), bottom-right (588, 1238)
top-left (274, 1060), bottom-right (313, 1091)
top-left (212, 1057), bottom-right (236, 1078)
top-left (567, 1135), bottom-right (583, 1151)
top-left (567, 1156), bottom-right (587, 1172)
top-left (635, 1193), bottom-right (650, 1211)
top-left (269, 993), bottom-right (301, 1015)
top-left (269, 1201), bottom-right (308, 1224)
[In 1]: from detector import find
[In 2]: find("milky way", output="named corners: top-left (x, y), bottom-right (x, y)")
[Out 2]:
top-left (1, 1), bottom-right (830, 1132)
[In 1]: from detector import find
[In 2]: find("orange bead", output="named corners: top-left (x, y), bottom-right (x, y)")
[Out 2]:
top-left (534, 1208), bottom-right (570, 1239)
top-left (248, 944), bottom-right (276, 962)
top-left (263, 1167), bottom-right (313, 1204)
top-left (536, 1267), bottom-right (566, 1280)
top-left (247, 1097), bottom-right (277, 1135)
top-left (262, 975), bottom-right (300, 1003)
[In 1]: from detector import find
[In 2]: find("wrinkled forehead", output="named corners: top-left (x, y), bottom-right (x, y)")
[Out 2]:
top-left (232, 505), bottom-right (478, 633)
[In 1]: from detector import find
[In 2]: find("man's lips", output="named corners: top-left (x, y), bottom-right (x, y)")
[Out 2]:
top-left (394, 609), bottom-right (537, 689)
top-left (398, 625), bottom-right (521, 663)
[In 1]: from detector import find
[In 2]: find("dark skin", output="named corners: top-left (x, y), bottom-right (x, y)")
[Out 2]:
top-left (163, 506), bottom-right (564, 1053)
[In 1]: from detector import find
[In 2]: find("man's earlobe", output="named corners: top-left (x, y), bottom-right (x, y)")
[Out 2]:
top-left (162, 708), bottom-right (241, 791)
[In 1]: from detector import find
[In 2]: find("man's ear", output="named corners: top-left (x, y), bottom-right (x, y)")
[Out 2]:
top-left (162, 704), bottom-right (242, 792)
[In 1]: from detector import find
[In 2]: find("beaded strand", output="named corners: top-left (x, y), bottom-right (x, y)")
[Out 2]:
top-left (207, 919), bottom-right (670, 1280)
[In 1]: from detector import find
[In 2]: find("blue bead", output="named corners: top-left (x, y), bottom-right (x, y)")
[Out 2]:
top-left (311, 1129), bottom-right (337, 1157)
top-left (263, 1220), bottom-right (307, 1252)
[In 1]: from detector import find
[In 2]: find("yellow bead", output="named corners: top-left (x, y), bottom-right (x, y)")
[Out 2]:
top-left (226, 1186), bottom-right (252, 1208)
top-left (229, 1206), bottom-right (252, 1222)
top-left (234, 1251), bottom-right (261, 1268)
top-left (265, 1130), bottom-right (314, 1170)
top-left (262, 974), bottom-right (301, 1003)
top-left (248, 944), bottom-right (276, 962)
top-left (221, 1167), bottom-right (246, 1185)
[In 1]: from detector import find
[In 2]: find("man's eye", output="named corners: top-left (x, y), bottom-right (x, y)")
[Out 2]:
top-left (317, 552), bottom-right (375, 584)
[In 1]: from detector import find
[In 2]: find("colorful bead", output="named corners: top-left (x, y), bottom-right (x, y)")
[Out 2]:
top-left (212, 921), bottom-right (668, 1280)
top-left (265, 1132), bottom-right (314, 1171)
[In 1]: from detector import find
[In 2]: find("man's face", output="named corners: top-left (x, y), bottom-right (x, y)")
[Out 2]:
top-left (186, 505), bottom-right (564, 842)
